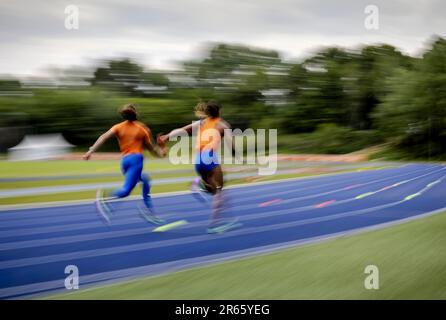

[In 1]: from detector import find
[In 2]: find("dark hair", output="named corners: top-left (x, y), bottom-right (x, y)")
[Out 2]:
top-left (119, 103), bottom-right (138, 121)
top-left (205, 100), bottom-right (221, 118)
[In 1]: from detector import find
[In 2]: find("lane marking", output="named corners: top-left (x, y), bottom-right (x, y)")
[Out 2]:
top-left (248, 166), bottom-right (442, 210)
top-left (403, 176), bottom-right (445, 201)
top-left (153, 220), bottom-right (188, 232)
top-left (259, 199), bottom-right (282, 207)
top-left (343, 184), bottom-right (362, 190)
top-left (314, 200), bottom-right (336, 208)
top-left (354, 169), bottom-right (445, 200)
top-left (356, 192), bottom-right (374, 199)
top-left (404, 193), bottom-right (420, 201)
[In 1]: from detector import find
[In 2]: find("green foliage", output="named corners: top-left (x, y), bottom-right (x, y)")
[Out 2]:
top-left (278, 125), bottom-right (382, 154)
top-left (373, 37), bottom-right (446, 157)
top-left (185, 43), bottom-right (281, 81)
top-left (90, 58), bottom-right (169, 96)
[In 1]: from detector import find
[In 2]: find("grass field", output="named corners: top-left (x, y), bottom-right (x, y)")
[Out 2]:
top-left (0, 160), bottom-right (191, 178)
top-left (46, 211), bottom-right (446, 300)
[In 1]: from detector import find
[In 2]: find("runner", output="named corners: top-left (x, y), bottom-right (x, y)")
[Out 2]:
top-left (159, 100), bottom-right (240, 233)
top-left (83, 103), bottom-right (167, 225)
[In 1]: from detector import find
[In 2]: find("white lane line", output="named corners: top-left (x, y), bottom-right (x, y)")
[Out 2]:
top-left (0, 226), bottom-right (153, 251)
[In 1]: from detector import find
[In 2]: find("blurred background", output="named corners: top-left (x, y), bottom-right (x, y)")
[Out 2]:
top-left (0, 0), bottom-right (445, 205)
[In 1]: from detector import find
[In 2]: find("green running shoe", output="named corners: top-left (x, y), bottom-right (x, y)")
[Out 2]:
top-left (138, 205), bottom-right (165, 225)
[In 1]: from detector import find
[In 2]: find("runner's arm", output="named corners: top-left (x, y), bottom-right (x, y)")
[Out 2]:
top-left (83, 129), bottom-right (115, 160)
top-left (144, 127), bottom-right (166, 158)
top-left (159, 120), bottom-right (201, 143)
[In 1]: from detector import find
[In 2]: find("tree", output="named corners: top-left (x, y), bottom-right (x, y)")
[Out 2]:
top-left (90, 58), bottom-right (169, 95)
top-left (348, 44), bottom-right (414, 130)
top-left (373, 37), bottom-right (446, 157)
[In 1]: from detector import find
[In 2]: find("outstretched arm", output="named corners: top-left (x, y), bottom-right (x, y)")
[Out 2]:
top-left (144, 127), bottom-right (166, 158)
top-left (83, 129), bottom-right (115, 160)
top-left (158, 120), bottom-right (201, 144)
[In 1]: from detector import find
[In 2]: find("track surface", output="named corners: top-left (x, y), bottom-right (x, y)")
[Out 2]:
top-left (0, 163), bottom-right (445, 299)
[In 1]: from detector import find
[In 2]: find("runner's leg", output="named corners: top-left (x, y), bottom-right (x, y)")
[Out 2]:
top-left (140, 172), bottom-right (152, 208)
top-left (96, 154), bottom-right (142, 223)
top-left (113, 154), bottom-right (143, 198)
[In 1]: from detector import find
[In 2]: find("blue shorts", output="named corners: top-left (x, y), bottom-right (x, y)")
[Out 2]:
top-left (195, 149), bottom-right (219, 174)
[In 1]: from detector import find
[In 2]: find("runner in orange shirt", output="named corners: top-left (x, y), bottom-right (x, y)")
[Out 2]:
top-left (159, 100), bottom-right (240, 233)
top-left (83, 103), bottom-right (166, 225)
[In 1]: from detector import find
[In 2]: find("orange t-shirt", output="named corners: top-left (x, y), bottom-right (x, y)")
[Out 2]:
top-left (111, 120), bottom-right (151, 155)
top-left (196, 117), bottom-right (222, 151)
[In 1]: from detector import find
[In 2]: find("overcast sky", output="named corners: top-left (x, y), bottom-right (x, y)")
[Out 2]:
top-left (0, 0), bottom-right (444, 76)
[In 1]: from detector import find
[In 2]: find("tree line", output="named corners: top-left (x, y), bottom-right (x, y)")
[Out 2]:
top-left (0, 36), bottom-right (445, 158)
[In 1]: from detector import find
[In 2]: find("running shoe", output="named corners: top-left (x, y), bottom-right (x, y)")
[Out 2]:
top-left (138, 205), bottom-right (165, 225)
top-left (207, 218), bottom-right (242, 234)
top-left (95, 189), bottom-right (112, 225)
top-left (191, 177), bottom-right (210, 204)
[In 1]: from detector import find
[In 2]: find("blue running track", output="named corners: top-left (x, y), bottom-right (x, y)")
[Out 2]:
top-left (0, 163), bottom-right (445, 299)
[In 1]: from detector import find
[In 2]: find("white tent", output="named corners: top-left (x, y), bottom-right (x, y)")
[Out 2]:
top-left (8, 134), bottom-right (74, 161)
